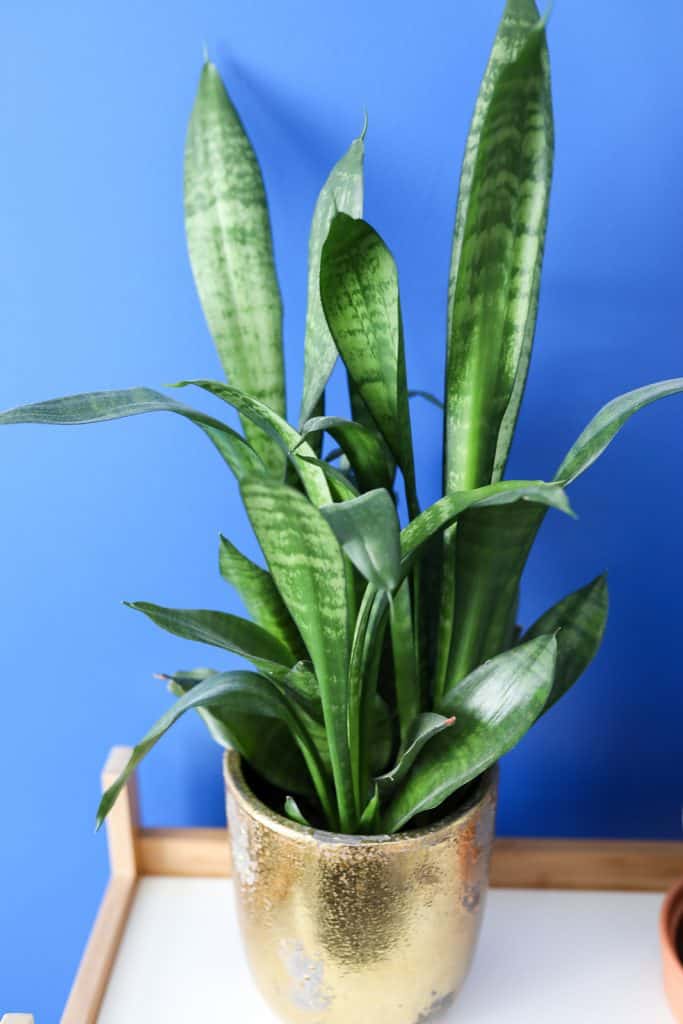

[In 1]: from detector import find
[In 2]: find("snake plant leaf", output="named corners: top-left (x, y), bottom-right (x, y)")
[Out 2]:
top-left (321, 489), bottom-right (401, 591)
top-left (218, 534), bottom-right (304, 661)
top-left (185, 60), bottom-right (285, 475)
top-left (124, 602), bottom-right (297, 681)
top-left (174, 379), bottom-right (332, 506)
top-left (284, 795), bottom-right (312, 827)
top-left (523, 574), bottom-right (609, 711)
top-left (358, 784), bottom-right (380, 834)
top-left (165, 669), bottom-right (314, 796)
top-left (300, 130), bottom-right (366, 426)
top-left (0, 387), bottom-right (265, 482)
top-left (298, 415), bottom-right (394, 492)
top-left (445, 1), bottom-right (553, 492)
top-left (375, 712), bottom-right (455, 798)
top-left (96, 670), bottom-right (332, 828)
top-left (292, 453), bottom-right (360, 501)
top-left (445, 378), bottom-right (683, 688)
top-left (240, 476), bottom-right (356, 831)
top-left (556, 379), bottom-right (683, 484)
top-left (399, 480), bottom-right (573, 565)
top-left (408, 390), bottom-right (444, 410)
top-left (319, 214), bottom-right (418, 514)
top-left (383, 635), bottom-right (557, 833)
top-left (388, 579), bottom-right (420, 744)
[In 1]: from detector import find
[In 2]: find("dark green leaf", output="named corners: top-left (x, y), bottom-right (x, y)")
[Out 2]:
top-left (284, 795), bottom-right (312, 827)
top-left (164, 669), bottom-right (314, 796)
top-left (300, 131), bottom-right (366, 425)
top-left (240, 476), bottom-right (355, 831)
top-left (358, 785), bottom-right (380, 834)
top-left (523, 574), bottom-right (608, 710)
top-left (321, 489), bottom-right (401, 591)
top-left (375, 712), bottom-right (455, 798)
top-left (408, 389), bottom-right (444, 410)
top-left (389, 580), bottom-right (420, 744)
top-left (185, 61), bottom-right (285, 474)
top-left (383, 635), bottom-right (557, 833)
top-left (125, 602), bottom-right (295, 678)
top-left (96, 671), bottom-right (324, 828)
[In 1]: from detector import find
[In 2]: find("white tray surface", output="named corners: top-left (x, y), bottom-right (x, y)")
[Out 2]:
top-left (96, 877), bottom-right (670, 1022)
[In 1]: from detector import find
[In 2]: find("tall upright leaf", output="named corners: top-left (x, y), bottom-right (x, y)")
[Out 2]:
top-left (300, 130), bottom-right (366, 425)
top-left (240, 477), bottom-right (355, 830)
top-left (320, 214), bottom-right (418, 515)
top-left (444, 0), bottom-right (553, 491)
top-left (185, 60), bottom-right (285, 474)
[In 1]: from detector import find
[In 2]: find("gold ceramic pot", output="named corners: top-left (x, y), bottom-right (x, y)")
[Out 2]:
top-left (224, 751), bottom-right (498, 1024)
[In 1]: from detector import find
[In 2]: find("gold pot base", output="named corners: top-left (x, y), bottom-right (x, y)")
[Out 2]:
top-left (225, 752), bottom-right (497, 1024)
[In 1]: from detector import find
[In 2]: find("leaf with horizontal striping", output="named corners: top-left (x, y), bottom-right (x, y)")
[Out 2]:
top-left (298, 415), bottom-right (394, 492)
top-left (0, 387), bottom-right (266, 481)
top-left (300, 130), bottom-right (366, 426)
top-left (523, 574), bottom-right (608, 711)
top-left (321, 488), bottom-right (401, 591)
top-left (444, 0), bottom-right (553, 492)
top-left (185, 61), bottom-right (285, 474)
top-left (383, 635), bottom-right (556, 833)
top-left (173, 379), bottom-right (333, 506)
top-left (319, 214), bottom-right (418, 514)
top-left (240, 476), bottom-right (356, 831)
top-left (218, 534), bottom-right (305, 662)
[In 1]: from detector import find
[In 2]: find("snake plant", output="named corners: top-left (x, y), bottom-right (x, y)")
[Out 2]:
top-left (3, 0), bottom-right (681, 835)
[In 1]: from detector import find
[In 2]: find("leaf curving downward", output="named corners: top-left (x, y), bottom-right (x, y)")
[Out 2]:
top-left (321, 488), bottom-right (401, 591)
top-left (298, 415), bottom-right (394, 492)
top-left (185, 61), bottom-right (285, 474)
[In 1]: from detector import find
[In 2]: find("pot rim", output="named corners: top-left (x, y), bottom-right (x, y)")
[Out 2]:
top-left (224, 749), bottom-right (497, 848)
top-left (660, 877), bottom-right (683, 976)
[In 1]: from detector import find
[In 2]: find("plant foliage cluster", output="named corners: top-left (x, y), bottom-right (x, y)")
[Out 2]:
top-left (3, 0), bottom-right (681, 834)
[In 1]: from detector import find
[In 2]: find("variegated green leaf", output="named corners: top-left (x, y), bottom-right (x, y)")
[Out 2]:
top-left (292, 452), bottom-right (359, 501)
top-left (165, 669), bottom-right (314, 796)
top-left (97, 670), bottom-right (336, 829)
top-left (240, 476), bottom-right (355, 831)
top-left (445, 0), bottom-right (552, 492)
top-left (383, 635), bottom-right (556, 833)
top-left (556, 379), bottom-right (683, 484)
top-left (523, 574), bottom-right (608, 711)
top-left (319, 214), bottom-right (418, 515)
top-left (0, 387), bottom-right (265, 481)
top-left (298, 415), bottom-right (394, 492)
top-left (389, 579), bottom-right (420, 743)
top-left (300, 130), bottom-right (366, 425)
top-left (173, 379), bottom-right (332, 506)
top-left (321, 489), bottom-right (401, 591)
top-left (218, 534), bottom-right (304, 661)
top-left (185, 60), bottom-right (285, 474)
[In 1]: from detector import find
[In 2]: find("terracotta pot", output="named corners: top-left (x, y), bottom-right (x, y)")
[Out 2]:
top-left (224, 750), bottom-right (497, 1024)
top-left (661, 878), bottom-right (683, 1021)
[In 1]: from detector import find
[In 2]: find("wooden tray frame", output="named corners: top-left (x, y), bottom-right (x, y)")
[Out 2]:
top-left (48, 745), bottom-right (683, 1023)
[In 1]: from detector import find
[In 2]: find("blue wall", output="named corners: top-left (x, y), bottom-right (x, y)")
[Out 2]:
top-left (2, 0), bottom-right (683, 1015)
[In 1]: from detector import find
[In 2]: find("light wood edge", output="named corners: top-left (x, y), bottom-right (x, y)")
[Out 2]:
top-left (60, 876), bottom-right (136, 1024)
top-left (59, 747), bottom-right (140, 1024)
top-left (2, 1015), bottom-right (36, 1023)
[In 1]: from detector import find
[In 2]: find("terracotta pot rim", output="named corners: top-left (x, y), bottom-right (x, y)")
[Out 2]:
top-left (661, 877), bottom-right (683, 971)
top-left (223, 749), bottom-right (498, 848)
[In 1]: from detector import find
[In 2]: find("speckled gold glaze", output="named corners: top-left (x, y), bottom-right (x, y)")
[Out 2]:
top-left (224, 752), bottom-right (498, 1024)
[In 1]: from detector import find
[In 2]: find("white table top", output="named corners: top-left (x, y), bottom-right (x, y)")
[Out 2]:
top-left (97, 877), bottom-right (672, 1022)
